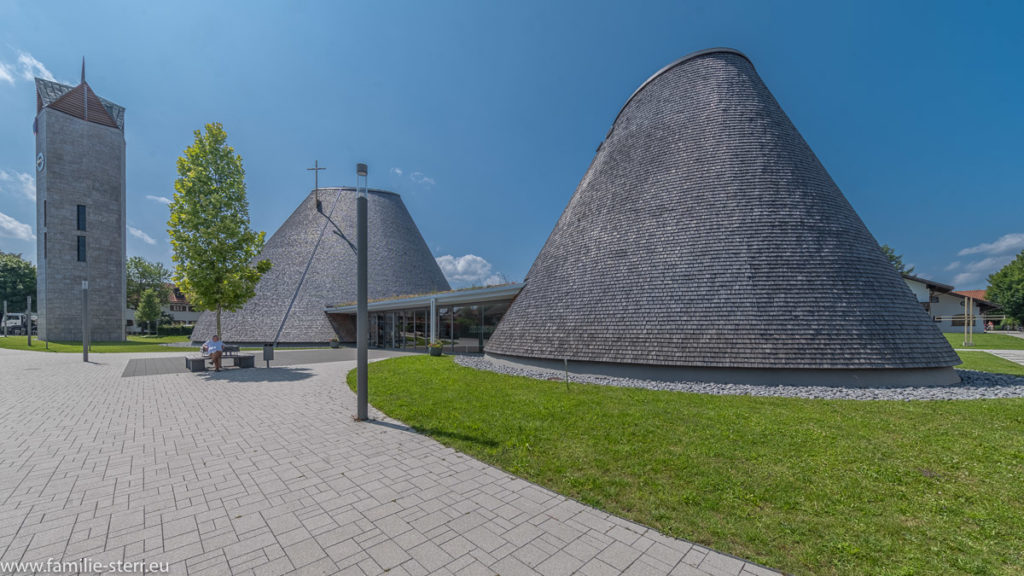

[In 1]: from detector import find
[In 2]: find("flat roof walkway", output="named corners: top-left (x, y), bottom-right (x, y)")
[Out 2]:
top-left (0, 348), bottom-right (779, 576)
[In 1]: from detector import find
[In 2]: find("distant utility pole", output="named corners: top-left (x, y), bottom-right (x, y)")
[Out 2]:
top-left (3, 300), bottom-right (7, 337)
top-left (307, 160), bottom-right (325, 212)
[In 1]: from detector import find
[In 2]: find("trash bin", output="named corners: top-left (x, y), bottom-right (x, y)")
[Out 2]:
top-left (263, 344), bottom-right (274, 367)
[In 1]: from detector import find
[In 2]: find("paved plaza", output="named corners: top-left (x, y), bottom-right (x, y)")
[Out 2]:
top-left (0, 348), bottom-right (778, 576)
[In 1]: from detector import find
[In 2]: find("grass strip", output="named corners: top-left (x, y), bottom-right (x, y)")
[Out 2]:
top-left (0, 334), bottom-right (197, 353)
top-left (946, 333), bottom-right (1024, 350)
top-left (956, 351), bottom-right (1024, 376)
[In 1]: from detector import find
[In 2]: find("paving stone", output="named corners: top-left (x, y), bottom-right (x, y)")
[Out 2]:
top-left (492, 554), bottom-right (542, 576)
top-left (0, 350), bottom-right (780, 576)
top-left (290, 555), bottom-right (339, 576)
top-left (624, 557), bottom-right (676, 576)
top-left (596, 540), bottom-right (644, 571)
top-left (365, 539), bottom-right (412, 571)
top-left (535, 550), bottom-right (585, 576)
top-left (408, 539), bottom-right (455, 573)
top-left (578, 557), bottom-right (623, 576)
top-left (699, 552), bottom-right (747, 576)
top-left (283, 537), bottom-right (328, 568)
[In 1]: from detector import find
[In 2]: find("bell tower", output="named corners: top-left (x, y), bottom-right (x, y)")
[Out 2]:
top-left (34, 60), bottom-right (126, 341)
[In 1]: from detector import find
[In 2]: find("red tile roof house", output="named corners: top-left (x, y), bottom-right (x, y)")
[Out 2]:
top-left (903, 276), bottom-right (1001, 333)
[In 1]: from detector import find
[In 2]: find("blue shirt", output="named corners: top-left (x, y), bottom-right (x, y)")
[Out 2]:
top-left (204, 339), bottom-right (224, 353)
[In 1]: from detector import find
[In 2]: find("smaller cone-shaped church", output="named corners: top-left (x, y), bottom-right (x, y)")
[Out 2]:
top-left (191, 187), bottom-right (450, 345)
top-left (485, 48), bottom-right (960, 386)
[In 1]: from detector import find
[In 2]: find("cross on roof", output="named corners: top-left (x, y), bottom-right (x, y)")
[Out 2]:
top-left (307, 160), bottom-right (326, 211)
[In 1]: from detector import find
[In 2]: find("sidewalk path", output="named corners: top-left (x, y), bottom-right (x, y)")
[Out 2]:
top-left (0, 349), bottom-right (779, 576)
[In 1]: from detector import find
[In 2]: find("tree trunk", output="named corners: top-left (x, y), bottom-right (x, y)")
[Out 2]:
top-left (216, 307), bottom-right (222, 339)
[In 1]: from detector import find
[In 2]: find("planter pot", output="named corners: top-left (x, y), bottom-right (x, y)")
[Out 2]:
top-left (330, 341), bottom-right (339, 348)
top-left (429, 347), bottom-right (442, 357)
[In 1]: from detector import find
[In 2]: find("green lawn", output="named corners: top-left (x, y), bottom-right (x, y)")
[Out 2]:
top-left (946, 332), bottom-right (1024, 350)
top-left (957, 351), bottom-right (1024, 376)
top-left (0, 334), bottom-right (198, 353)
top-left (125, 334), bottom-right (192, 343)
top-left (350, 356), bottom-right (1024, 576)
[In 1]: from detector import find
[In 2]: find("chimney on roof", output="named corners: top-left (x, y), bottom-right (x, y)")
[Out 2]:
top-left (81, 57), bottom-right (85, 84)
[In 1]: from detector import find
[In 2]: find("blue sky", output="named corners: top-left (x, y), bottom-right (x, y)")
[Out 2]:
top-left (0, 1), bottom-right (1021, 290)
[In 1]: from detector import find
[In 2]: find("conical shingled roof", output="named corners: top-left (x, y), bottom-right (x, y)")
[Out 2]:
top-left (486, 48), bottom-right (959, 371)
top-left (190, 188), bottom-right (450, 344)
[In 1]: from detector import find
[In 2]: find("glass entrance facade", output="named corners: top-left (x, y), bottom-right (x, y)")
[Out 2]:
top-left (367, 300), bottom-right (511, 353)
top-left (325, 283), bottom-right (522, 353)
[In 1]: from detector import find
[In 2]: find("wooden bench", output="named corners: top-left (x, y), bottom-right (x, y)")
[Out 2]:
top-left (185, 346), bottom-right (255, 372)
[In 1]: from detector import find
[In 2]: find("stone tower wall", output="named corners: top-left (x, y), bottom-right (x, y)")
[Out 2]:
top-left (36, 108), bottom-right (126, 342)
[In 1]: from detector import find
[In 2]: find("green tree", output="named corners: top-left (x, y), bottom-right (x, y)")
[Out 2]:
top-left (167, 123), bottom-right (271, 338)
top-left (881, 244), bottom-right (915, 275)
top-left (987, 250), bottom-right (1024, 325)
top-left (126, 256), bottom-right (171, 309)
top-left (135, 288), bottom-right (162, 335)
top-left (0, 251), bottom-right (36, 312)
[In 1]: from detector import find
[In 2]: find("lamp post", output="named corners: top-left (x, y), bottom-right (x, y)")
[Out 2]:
top-left (356, 163), bottom-right (369, 421)
top-left (82, 280), bottom-right (89, 362)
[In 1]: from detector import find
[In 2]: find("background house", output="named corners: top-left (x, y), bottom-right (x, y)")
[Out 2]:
top-left (126, 284), bottom-right (200, 334)
top-left (903, 275), bottom-right (1001, 333)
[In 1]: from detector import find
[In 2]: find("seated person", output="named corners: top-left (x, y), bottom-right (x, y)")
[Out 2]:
top-left (202, 335), bottom-right (225, 371)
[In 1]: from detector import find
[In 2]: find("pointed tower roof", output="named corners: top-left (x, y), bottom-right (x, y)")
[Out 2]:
top-left (486, 49), bottom-right (959, 377)
top-left (35, 76), bottom-right (125, 130)
top-left (190, 188), bottom-right (451, 345)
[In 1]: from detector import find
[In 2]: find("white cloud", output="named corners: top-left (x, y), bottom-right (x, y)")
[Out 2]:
top-left (952, 272), bottom-right (975, 287)
top-left (944, 261), bottom-right (960, 271)
top-left (958, 233), bottom-right (1024, 256)
top-left (127, 225), bottom-right (156, 245)
top-left (0, 170), bottom-right (35, 201)
top-left (17, 52), bottom-right (55, 82)
top-left (410, 172), bottom-right (435, 186)
top-left (146, 195), bottom-right (172, 205)
top-left (390, 168), bottom-right (403, 176)
top-left (435, 254), bottom-right (506, 287)
top-left (0, 61), bottom-right (13, 84)
top-left (952, 255), bottom-right (1014, 288)
top-left (0, 211), bottom-right (34, 241)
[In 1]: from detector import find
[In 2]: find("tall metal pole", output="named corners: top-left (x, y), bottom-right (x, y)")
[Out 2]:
top-left (3, 300), bottom-right (7, 337)
top-left (26, 296), bottom-right (32, 347)
top-left (82, 281), bottom-right (89, 362)
top-left (356, 163), bottom-right (369, 421)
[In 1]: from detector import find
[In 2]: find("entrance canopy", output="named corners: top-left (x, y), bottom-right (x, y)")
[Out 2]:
top-left (325, 283), bottom-right (522, 352)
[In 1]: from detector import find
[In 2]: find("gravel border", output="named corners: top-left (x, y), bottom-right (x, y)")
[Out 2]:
top-left (454, 355), bottom-right (1024, 401)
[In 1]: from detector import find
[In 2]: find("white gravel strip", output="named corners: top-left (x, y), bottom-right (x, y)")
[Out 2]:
top-left (454, 355), bottom-right (1024, 401)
